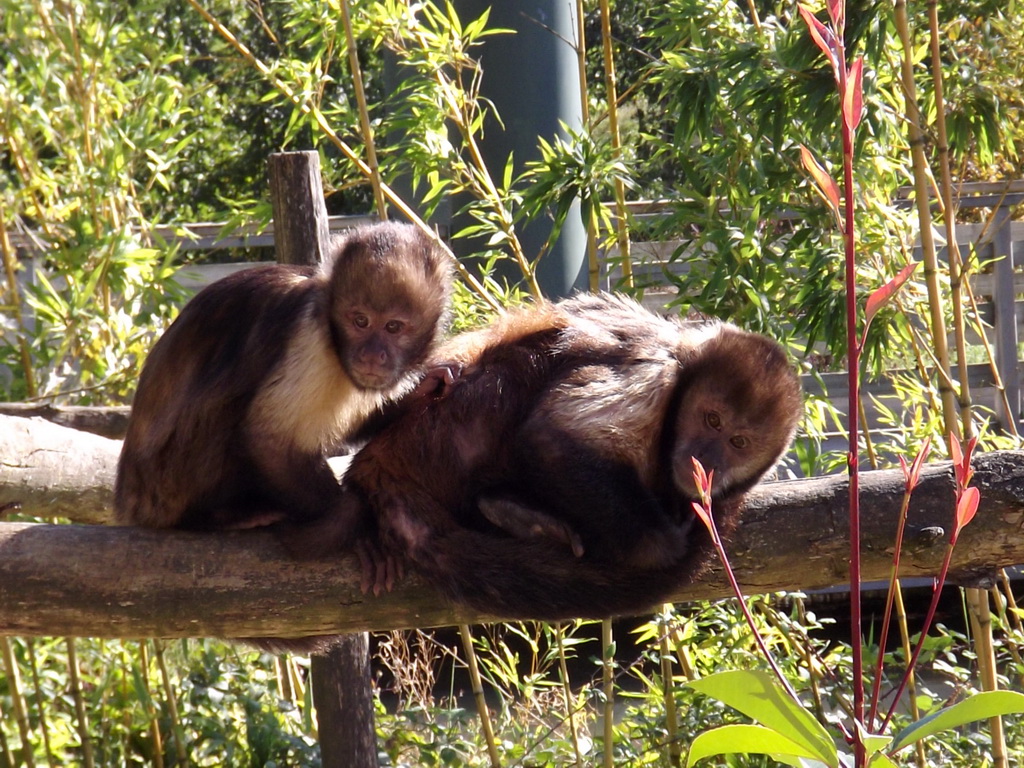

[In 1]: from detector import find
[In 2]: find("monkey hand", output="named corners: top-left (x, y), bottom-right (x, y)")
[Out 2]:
top-left (413, 362), bottom-right (464, 399)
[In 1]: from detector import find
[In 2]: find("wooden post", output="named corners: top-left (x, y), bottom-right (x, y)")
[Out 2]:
top-left (268, 151), bottom-right (334, 267)
top-left (991, 202), bottom-right (1021, 433)
top-left (267, 150), bottom-right (380, 768)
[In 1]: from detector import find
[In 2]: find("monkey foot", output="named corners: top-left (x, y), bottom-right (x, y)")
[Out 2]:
top-left (356, 537), bottom-right (404, 596)
top-left (478, 497), bottom-right (585, 557)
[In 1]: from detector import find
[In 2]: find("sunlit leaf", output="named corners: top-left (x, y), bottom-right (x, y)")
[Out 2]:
top-left (684, 724), bottom-right (827, 768)
top-left (797, 5), bottom-right (840, 79)
top-left (901, 436), bottom-right (931, 490)
top-left (951, 434), bottom-right (978, 489)
top-left (853, 720), bottom-right (893, 761)
top-left (690, 457), bottom-right (713, 505)
top-left (953, 486), bottom-right (980, 538)
top-left (950, 433), bottom-right (963, 467)
top-left (827, 0), bottom-right (845, 30)
top-left (691, 501), bottom-right (713, 532)
top-left (687, 670), bottom-right (837, 766)
top-left (890, 691), bottom-right (1024, 752)
top-left (867, 753), bottom-right (900, 767)
top-left (799, 145), bottom-right (842, 218)
top-left (864, 262), bottom-right (918, 330)
top-left (843, 57), bottom-right (864, 133)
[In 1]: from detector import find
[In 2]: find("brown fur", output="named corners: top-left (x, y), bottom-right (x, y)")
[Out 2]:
top-left (114, 221), bottom-right (452, 534)
top-left (294, 292), bottom-right (802, 620)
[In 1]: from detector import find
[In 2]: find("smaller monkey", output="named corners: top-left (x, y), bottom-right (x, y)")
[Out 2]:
top-left (114, 221), bottom-right (453, 537)
top-left (300, 292), bottom-right (802, 621)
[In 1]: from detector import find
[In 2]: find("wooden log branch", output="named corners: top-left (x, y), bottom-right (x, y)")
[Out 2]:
top-left (1, 410), bottom-right (1023, 639)
top-left (0, 414), bottom-right (119, 524)
top-left (0, 403), bottom-right (130, 439)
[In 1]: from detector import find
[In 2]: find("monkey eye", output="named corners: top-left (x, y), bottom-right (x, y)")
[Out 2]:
top-left (705, 411), bottom-right (722, 430)
top-left (353, 314), bottom-right (370, 329)
top-left (384, 319), bottom-right (404, 334)
top-left (730, 435), bottom-right (750, 449)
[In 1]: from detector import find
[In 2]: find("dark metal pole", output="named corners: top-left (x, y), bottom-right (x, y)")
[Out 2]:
top-left (452, 0), bottom-right (587, 297)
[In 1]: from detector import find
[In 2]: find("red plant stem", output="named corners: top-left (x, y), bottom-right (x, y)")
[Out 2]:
top-left (866, 486), bottom-right (914, 727)
top-left (704, 505), bottom-right (800, 702)
top-left (835, 24), bottom-right (865, 767)
top-left (880, 538), bottom-right (959, 732)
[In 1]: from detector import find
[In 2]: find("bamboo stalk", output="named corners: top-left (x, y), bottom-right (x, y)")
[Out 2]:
top-left (658, 610), bottom-right (681, 767)
top-left (458, 625), bottom-right (501, 768)
top-left (66, 639), bottom-right (95, 768)
top-left (963, 282), bottom-right (1022, 440)
top-left (137, 642), bottom-right (164, 768)
top-left (858, 397), bottom-right (879, 470)
top-left (0, 213), bottom-right (38, 398)
top-left (990, 584), bottom-right (1024, 682)
top-left (1, 638), bottom-right (37, 768)
top-left (999, 569), bottom-right (1024, 636)
top-left (922, 0), bottom-right (1005, 761)
top-left (745, 0), bottom-right (763, 33)
top-left (555, 624), bottom-right (584, 768)
top-left (0, 700), bottom-right (14, 768)
top-left (341, 0), bottom-right (388, 221)
top-left (892, 0), bottom-right (959, 435)
top-left (409, 38), bottom-right (541, 299)
top-left (793, 598), bottom-right (825, 723)
top-left (597, 0), bottom-right (633, 290)
top-left (275, 656), bottom-right (294, 702)
top-left (668, 624), bottom-right (697, 682)
top-left (574, 0), bottom-right (601, 291)
top-left (153, 641), bottom-right (187, 765)
top-left (965, 589), bottom-right (1007, 767)
top-left (926, 14), bottom-right (973, 436)
top-left (25, 640), bottom-right (56, 768)
top-left (601, 619), bottom-right (614, 768)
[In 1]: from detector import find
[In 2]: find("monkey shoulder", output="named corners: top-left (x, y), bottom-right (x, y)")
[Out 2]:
top-left (126, 265), bottom-right (327, 449)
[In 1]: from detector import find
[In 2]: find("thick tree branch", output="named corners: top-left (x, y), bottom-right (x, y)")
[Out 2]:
top-left (1, 415), bottom-right (1023, 638)
top-left (1, 414), bottom-right (119, 524)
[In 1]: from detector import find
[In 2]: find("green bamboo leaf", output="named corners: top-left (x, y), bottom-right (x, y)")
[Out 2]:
top-left (684, 724), bottom-right (827, 767)
top-left (687, 670), bottom-right (837, 766)
top-left (502, 151), bottom-right (515, 191)
top-left (890, 691), bottom-right (1024, 752)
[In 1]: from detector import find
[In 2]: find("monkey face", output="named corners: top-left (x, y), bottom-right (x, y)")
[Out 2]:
top-left (325, 224), bottom-right (453, 393)
top-left (339, 305), bottom-right (426, 390)
top-left (670, 393), bottom-right (760, 499)
top-left (669, 329), bottom-right (801, 502)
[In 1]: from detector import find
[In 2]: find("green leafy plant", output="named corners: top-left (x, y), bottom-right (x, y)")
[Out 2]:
top-left (678, 3), bottom-right (1024, 765)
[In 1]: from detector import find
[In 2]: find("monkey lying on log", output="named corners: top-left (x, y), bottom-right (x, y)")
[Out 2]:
top-left (290, 292), bottom-right (802, 621)
top-left (115, 221), bottom-right (453, 535)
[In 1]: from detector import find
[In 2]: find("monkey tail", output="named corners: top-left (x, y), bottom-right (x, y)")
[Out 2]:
top-left (410, 528), bottom-right (717, 622)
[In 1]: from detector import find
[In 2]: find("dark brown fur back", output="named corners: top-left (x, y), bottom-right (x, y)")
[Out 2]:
top-left (338, 292), bottom-right (802, 620)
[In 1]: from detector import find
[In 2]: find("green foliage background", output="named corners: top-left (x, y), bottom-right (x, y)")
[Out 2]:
top-left (2, 0), bottom-right (1024, 765)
